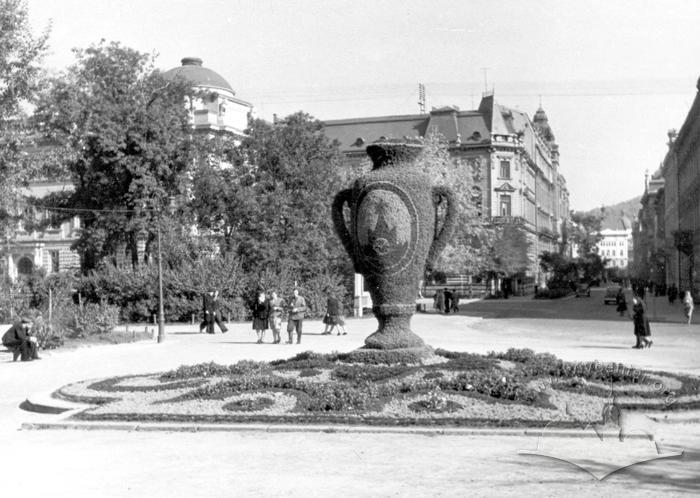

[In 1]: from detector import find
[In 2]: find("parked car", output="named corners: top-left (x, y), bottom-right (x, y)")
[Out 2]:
top-left (603, 286), bottom-right (619, 305)
top-left (575, 284), bottom-right (591, 297)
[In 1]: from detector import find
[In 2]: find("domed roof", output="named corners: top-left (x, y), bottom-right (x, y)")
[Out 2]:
top-left (162, 57), bottom-right (234, 94)
top-left (532, 106), bottom-right (555, 142)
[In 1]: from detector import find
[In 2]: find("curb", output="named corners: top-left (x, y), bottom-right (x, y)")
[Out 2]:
top-left (19, 420), bottom-right (652, 438)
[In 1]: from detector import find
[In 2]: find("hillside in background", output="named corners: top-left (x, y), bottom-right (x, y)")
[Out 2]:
top-left (578, 195), bottom-right (641, 230)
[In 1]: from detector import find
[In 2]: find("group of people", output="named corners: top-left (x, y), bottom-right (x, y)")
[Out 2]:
top-left (433, 288), bottom-right (460, 314)
top-left (614, 285), bottom-right (695, 350)
top-left (2, 317), bottom-right (40, 362)
top-left (250, 289), bottom-right (308, 344)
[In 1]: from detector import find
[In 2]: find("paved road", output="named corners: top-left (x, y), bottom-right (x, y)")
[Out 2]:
top-left (1, 300), bottom-right (699, 496)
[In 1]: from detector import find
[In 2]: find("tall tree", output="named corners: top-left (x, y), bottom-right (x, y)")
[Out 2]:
top-left (190, 112), bottom-right (351, 284)
top-left (569, 210), bottom-right (604, 256)
top-left (34, 41), bottom-right (196, 270)
top-left (489, 224), bottom-right (532, 278)
top-left (0, 0), bottom-right (49, 236)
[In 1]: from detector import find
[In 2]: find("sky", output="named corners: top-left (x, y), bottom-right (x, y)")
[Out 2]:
top-left (25, 0), bottom-right (700, 212)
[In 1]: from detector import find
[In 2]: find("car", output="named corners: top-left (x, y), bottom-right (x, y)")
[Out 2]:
top-left (603, 286), bottom-right (620, 305)
top-left (575, 284), bottom-right (591, 297)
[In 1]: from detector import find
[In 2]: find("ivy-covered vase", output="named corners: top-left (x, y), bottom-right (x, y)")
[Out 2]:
top-left (332, 140), bottom-right (456, 350)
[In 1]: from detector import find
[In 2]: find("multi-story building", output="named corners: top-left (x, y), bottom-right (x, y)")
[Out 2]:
top-left (635, 76), bottom-right (700, 296)
top-left (322, 93), bottom-right (570, 293)
top-left (633, 169), bottom-right (665, 285)
top-left (595, 221), bottom-right (633, 270)
top-left (2, 57), bottom-right (251, 280)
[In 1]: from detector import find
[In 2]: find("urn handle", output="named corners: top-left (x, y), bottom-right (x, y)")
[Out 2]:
top-left (332, 188), bottom-right (360, 272)
top-left (427, 185), bottom-right (457, 272)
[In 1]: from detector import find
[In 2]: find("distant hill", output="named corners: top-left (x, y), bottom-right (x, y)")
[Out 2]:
top-left (578, 195), bottom-right (641, 230)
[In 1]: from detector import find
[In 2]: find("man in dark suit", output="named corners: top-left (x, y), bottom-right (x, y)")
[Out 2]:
top-left (2, 317), bottom-right (40, 361)
top-left (200, 290), bottom-right (228, 334)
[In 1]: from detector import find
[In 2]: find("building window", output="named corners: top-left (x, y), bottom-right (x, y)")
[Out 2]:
top-left (50, 250), bottom-right (60, 273)
top-left (499, 195), bottom-right (511, 216)
top-left (499, 160), bottom-right (511, 179)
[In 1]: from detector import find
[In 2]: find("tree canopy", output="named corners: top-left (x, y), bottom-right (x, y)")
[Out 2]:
top-left (34, 41), bottom-right (197, 269)
top-left (189, 111), bottom-right (352, 285)
top-left (0, 0), bottom-right (49, 237)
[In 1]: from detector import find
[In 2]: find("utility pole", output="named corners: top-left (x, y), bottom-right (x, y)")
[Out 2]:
top-left (418, 83), bottom-right (426, 114)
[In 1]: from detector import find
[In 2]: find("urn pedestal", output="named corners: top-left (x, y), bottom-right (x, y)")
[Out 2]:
top-left (332, 141), bottom-right (456, 351)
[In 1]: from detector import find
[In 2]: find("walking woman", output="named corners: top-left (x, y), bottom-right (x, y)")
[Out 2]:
top-left (615, 287), bottom-right (627, 317)
top-left (683, 290), bottom-right (694, 325)
top-left (252, 291), bottom-right (270, 344)
top-left (630, 296), bottom-right (652, 348)
top-left (268, 291), bottom-right (285, 344)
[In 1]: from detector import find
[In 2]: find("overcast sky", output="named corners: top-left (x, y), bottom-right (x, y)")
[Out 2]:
top-left (27, 0), bottom-right (700, 212)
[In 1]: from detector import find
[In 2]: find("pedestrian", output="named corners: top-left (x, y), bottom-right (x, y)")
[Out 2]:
top-left (668, 284), bottom-right (678, 304)
top-left (451, 290), bottom-right (460, 313)
top-left (629, 296), bottom-right (652, 349)
top-left (200, 289), bottom-right (228, 334)
top-left (683, 290), bottom-right (694, 325)
top-left (268, 291), bottom-right (285, 344)
top-left (435, 289), bottom-right (445, 313)
top-left (443, 288), bottom-right (452, 314)
top-left (200, 290), bottom-right (214, 333)
top-left (286, 288), bottom-right (307, 344)
top-left (322, 294), bottom-right (347, 336)
top-left (251, 291), bottom-right (270, 344)
top-left (615, 287), bottom-right (627, 317)
top-left (2, 317), bottom-right (40, 361)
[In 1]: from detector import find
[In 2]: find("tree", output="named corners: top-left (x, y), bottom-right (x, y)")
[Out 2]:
top-left (569, 210), bottom-right (603, 256)
top-left (417, 134), bottom-right (495, 277)
top-left (190, 111), bottom-right (352, 285)
top-left (0, 0), bottom-right (49, 237)
top-left (34, 41), bottom-right (196, 270)
top-left (490, 224), bottom-right (532, 278)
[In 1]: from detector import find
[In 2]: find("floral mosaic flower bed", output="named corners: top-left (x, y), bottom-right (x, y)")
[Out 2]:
top-left (53, 349), bottom-right (700, 427)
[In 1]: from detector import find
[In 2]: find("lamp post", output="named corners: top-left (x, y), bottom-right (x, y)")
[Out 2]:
top-left (156, 211), bottom-right (165, 343)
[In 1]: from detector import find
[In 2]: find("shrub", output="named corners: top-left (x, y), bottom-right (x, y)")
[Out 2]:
top-left (59, 302), bottom-right (120, 338)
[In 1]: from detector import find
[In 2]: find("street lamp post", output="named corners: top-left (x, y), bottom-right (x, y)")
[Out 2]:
top-left (156, 212), bottom-right (165, 343)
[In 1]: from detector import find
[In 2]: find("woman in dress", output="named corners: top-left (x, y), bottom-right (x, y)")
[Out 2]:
top-left (251, 291), bottom-right (270, 344)
top-left (267, 291), bottom-right (285, 344)
top-left (683, 290), bottom-right (694, 325)
top-left (630, 296), bottom-right (652, 348)
top-left (322, 294), bottom-right (347, 336)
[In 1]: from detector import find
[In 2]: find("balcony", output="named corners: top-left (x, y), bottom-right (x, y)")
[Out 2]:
top-left (491, 215), bottom-right (527, 226)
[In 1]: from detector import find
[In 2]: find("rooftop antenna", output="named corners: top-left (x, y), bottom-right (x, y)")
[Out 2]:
top-left (481, 67), bottom-right (489, 92)
top-left (418, 83), bottom-right (426, 114)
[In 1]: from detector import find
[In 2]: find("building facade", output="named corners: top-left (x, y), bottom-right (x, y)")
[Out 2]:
top-left (322, 93), bottom-right (570, 292)
top-left (634, 77), bottom-right (700, 296)
top-left (596, 224), bottom-right (633, 270)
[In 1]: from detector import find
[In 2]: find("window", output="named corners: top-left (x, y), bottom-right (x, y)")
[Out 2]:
top-left (499, 195), bottom-right (511, 216)
top-left (499, 160), bottom-right (511, 179)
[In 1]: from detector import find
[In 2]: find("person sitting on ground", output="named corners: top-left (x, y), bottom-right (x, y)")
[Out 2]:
top-left (2, 317), bottom-right (40, 362)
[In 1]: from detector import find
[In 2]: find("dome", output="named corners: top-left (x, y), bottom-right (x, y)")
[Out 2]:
top-left (532, 106), bottom-right (555, 142)
top-left (162, 57), bottom-right (234, 94)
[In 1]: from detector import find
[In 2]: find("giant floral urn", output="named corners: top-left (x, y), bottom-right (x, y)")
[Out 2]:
top-left (332, 140), bottom-right (456, 350)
